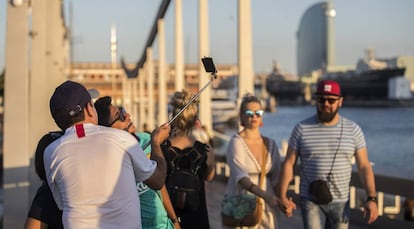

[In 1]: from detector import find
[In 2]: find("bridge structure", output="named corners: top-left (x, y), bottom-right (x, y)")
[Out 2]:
top-left (3, 0), bottom-right (255, 227)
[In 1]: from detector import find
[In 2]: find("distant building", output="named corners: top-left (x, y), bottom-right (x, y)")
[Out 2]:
top-left (296, 2), bottom-right (414, 94)
top-left (296, 1), bottom-right (335, 77)
top-left (69, 62), bottom-right (239, 105)
top-left (397, 56), bottom-right (414, 91)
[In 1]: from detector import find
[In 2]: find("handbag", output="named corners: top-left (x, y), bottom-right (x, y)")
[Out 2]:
top-left (221, 194), bottom-right (262, 227)
top-left (309, 179), bottom-right (333, 204)
top-left (221, 137), bottom-right (268, 227)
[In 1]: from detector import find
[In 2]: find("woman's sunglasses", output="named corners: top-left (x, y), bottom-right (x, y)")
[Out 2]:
top-left (245, 109), bottom-right (264, 117)
top-left (109, 106), bottom-right (126, 126)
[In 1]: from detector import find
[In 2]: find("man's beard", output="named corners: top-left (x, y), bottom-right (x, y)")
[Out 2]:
top-left (317, 108), bottom-right (338, 123)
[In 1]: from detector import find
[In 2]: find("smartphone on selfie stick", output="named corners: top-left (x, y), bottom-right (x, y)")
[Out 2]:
top-left (141, 57), bottom-right (218, 150)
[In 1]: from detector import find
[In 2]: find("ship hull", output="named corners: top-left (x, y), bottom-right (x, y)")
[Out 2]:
top-left (323, 68), bottom-right (406, 100)
top-left (265, 80), bottom-right (306, 105)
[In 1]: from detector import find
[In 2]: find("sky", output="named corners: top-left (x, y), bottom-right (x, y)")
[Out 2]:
top-left (1, 0), bottom-right (414, 75)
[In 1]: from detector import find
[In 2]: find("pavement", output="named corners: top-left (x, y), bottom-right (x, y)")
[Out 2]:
top-left (205, 179), bottom-right (371, 229)
top-left (205, 179), bottom-right (305, 229)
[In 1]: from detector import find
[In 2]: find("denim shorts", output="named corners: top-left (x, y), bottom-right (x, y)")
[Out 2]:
top-left (300, 198), bottom-right (350, 229)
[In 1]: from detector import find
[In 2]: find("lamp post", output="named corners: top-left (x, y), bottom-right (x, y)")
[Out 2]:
top-left (111, 24), bottom-right (118, 99)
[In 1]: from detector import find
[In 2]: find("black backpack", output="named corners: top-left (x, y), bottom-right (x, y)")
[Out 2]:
top-left (162, 140), bottom-right (209, 212)
top-left (35, 131), bottom-right (64, 181)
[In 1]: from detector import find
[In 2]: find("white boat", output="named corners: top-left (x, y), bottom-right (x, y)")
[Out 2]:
top-left (211, 98), bottom-right (238, 124)
top-left (211, 76), bottom-right (238, 124)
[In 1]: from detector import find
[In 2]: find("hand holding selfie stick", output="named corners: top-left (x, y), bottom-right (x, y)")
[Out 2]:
top-left (142, 57), bottom-right (217, 150)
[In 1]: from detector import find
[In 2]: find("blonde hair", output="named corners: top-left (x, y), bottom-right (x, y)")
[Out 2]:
top-left (170, 89), bottom-right (199, 134)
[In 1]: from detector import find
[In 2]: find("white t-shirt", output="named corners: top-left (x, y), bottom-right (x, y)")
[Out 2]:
top-left (44, 123), bottom-right (156, 229)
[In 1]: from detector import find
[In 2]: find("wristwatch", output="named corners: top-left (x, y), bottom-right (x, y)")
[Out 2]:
top-left (366, 196), bottom-right (377, 203)
top-left (171, 217), bottom-right (181, 224)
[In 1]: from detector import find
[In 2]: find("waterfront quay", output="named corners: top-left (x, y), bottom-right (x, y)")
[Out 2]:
top-left (206, 179), bottom-right (366, 229)
top-left (209, 157), bottom-right (414, 228)
top-left (0, 164), bottom-right (413, 229)
top-left (1, 122), bottom-right (414, 228)
top-left (3, 1), bottom-right (414, 228)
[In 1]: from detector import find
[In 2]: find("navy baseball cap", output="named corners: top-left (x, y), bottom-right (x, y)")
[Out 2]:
top-left (50, 80), bottom-right (92, 120)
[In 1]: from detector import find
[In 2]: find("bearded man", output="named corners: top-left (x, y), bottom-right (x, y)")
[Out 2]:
top-left (276, 80), bottom-right (378, 229)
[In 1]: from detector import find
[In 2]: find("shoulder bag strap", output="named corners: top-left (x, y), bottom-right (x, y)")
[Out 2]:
top-left (327, 118), bottom-right (343, 181)
top-left (300, 118), bottom-right (343, 183)
top-left (259, 137), bottom-right (269, 189)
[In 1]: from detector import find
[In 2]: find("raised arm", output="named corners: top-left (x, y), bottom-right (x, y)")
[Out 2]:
top-left (144, 124), bottom-right (170, 190)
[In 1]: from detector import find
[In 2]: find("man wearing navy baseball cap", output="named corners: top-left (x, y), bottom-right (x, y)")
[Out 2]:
top-left (49, 80), bottom-right (96, 130)
top-left (277, 80), bottom-right (379, 228)
top-left (45, 80), bottom-right (171, 229)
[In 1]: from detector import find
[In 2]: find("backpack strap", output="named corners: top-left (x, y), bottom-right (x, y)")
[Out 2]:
top-left (163, 140), bottom-right (207, 174)
top-left (190, 141), bottom-right (208, 173)
top-left (162, 140), bottom-right (179, 171)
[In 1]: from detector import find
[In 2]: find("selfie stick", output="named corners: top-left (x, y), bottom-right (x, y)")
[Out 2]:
top-left (141, 57), bottom-right (218, 150)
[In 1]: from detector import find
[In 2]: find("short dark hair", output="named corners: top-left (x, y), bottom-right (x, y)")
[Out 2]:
top-left (53, 107), bottom-right (86, 130)
top-left (94, 96), bottom-right (112, 127)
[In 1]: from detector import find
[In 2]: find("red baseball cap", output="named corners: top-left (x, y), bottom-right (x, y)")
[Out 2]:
top-left (316, 80), bottom-right (341, 96)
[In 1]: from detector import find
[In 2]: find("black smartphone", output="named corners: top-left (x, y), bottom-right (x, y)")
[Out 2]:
top-left (201, 57), bottom-right (217, 73)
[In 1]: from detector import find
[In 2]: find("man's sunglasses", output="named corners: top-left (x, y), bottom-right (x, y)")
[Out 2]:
top-left (245, 109), bottom-right (264, 117)
top-left (109, 106), bottom-right (126, 126)
top-left (317, 97), bottom-right (340, 105)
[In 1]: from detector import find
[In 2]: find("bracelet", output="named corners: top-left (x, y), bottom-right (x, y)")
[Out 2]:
top-left (171, 217), bottom-right (181, 224)
top-left (366, 196), bottom-right (377, 203)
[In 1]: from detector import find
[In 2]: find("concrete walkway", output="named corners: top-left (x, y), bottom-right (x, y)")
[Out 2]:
top-left (205, 179), bottom-right (371, 229)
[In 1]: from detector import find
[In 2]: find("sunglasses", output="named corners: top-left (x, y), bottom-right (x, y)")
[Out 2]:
top-left (245, 109), bottom-right (264, 117)
top-left (317, 97), bottom-right (340, 105)
top-left (109, 106), bottom-right (126, 126)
